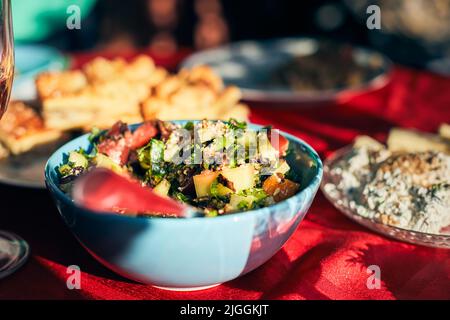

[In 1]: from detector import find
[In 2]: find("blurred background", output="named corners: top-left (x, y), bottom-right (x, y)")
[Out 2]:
top-left (11, 0), bottom-right (450, 70)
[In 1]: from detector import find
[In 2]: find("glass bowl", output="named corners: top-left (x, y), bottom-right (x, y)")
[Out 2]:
top-left (321, 146), bottom-right (450, 249)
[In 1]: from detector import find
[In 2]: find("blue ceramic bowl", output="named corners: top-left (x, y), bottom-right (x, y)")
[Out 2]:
top-left (45, 122), bottom-right (323, 291)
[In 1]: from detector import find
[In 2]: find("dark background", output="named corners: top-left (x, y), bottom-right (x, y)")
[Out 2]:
top-left (42, 0), bottom-right (450, 69)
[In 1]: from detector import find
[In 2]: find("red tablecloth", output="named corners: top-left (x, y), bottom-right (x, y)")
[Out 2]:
top-left (1, 52), bottom-right (449, 300)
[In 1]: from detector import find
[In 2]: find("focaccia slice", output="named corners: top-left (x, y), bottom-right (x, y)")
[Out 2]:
top-left (141, 65), bottom-right (249, 122)
top-left (0, 142), bottom-right (9, 159)
top-left (0, 101), bottom-right (63, 155)
top-left (42, 80), bottom-right (146, 130)
top-left (36, 70), bottom-right (88, 99)
top-left (387, 128), bottom-right (450, 154)
top-left (439, 123), bottom-right (450, 140)
top-left (83, 55), bottom-right (167, 87)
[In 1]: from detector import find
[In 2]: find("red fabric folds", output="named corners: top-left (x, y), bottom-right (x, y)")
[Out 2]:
top-left (1, 53), bottom-right (449, 300)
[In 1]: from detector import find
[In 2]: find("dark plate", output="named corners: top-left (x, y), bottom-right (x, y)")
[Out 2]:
top-left (0, 137), bottom-right (71, 189)
top-left (182, 37), bottom-right (392, 104)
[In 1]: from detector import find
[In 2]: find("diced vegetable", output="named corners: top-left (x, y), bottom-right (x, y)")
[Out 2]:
top-left (58, 164), bottom-right (72, 176)
top-left (216, 183), bottom-right (233, 196)
top-left (229, 194), bottom-right (256, 211)
top-left (205, 209), bottom-right (218, 217)
top-left (68, 151), bottom-right (88, 169)
top-left (197, 127), bottom-right (216, 143)
top-left (184, 121), bottom-right (194, 130)
top-left (58, 152), bottom-right (88, 182)
top-left (153, 179), bottom-right (171, 197)
top-left (88, 127), bottom-right (102, 143)
top-left (263, 173), bottom-right (300, 202)
top-left (269, 129), bottom-right (289, 156)
top-left (258, 132), bottom-right (279, 162)
top-left (137, 139), bottom-right (165, 170)
top-left (93, 153), bottom-right (124, 174)
top-left (242, 188), bottom-right (267, 203)
top-left (193, 170), bottom-right (219, 197)
top-left (220, 164), bottom-right (255, 192)
top-left (277, 134), bottom-right (289, 156)
top-left (210, 134), bottom-right (235, 151)
top-left (228, 118), bottom-right (247, 130)
top-left (174, 192), bottom-right (190, 203)
top-left (240, 130), bottom-right (257, 147)
top-left (138, 140), bottom-right (166, 184)
top-left (274, 160), bottom-right (290, 175)
top-left (210, 180), bottom-right (233, 197)
top-left (131, 121), bottom-right (158, 149)
top-left (96, 126), bottom-right (132, 165)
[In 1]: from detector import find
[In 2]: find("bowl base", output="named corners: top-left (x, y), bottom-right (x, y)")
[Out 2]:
top-left (152, 283), bottom-right (221, 292)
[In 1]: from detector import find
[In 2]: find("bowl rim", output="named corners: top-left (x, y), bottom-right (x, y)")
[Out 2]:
top-left (44, 121), bottom-right (323, 222)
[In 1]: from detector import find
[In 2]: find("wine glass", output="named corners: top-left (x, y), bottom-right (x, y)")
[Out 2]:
top-left (0, 0), bottom-right (30, 279)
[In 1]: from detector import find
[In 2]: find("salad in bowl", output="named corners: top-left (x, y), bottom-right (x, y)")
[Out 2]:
top-left (45, 119), bottom-right (322, 290)
top-left (57, 119), bottom-right (303, 217)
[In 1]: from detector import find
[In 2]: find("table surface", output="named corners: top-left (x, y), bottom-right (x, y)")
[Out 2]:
top-left (1, 52), bottom-right (449, 300)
